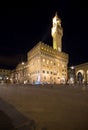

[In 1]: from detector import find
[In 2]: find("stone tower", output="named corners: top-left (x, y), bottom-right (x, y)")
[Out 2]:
top-left (51, 12), bottom-right (63, 52)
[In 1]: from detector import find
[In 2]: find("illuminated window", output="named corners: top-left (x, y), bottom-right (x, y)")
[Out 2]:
top-left (43, 59), bottom-right (45, 62)
top-left (51, 61), bottom-right (52, 64)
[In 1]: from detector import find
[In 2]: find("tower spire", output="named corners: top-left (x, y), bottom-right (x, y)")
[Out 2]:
top-left (55, 11), bottom-right (58, 17)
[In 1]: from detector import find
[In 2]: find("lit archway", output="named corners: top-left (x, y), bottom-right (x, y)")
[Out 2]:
top-left (76, 70), bottom-right (85, 83)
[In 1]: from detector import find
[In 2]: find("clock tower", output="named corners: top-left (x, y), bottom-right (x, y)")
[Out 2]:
top-left (51, 12), bottom-right (63, 52)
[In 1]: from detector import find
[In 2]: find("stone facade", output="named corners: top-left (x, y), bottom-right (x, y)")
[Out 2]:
top-left (27, 41), bottom-right (68, 84)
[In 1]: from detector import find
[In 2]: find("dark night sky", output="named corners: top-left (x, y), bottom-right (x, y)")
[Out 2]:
top-left (0, 1), bottom-right (88, 69)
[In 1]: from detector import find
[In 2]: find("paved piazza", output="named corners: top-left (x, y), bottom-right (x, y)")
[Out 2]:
top-left (0, 84), bottom-right (88, 130)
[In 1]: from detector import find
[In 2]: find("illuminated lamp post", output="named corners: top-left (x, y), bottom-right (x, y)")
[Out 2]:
top-left (69, 66), bottom-right (75, 84)
top-left (22, 62), bottom-right (24, 83)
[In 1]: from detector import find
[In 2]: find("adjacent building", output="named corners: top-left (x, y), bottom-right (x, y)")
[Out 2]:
top-left (68, 63), bottom-right (88, 84)
top-left (75, 62), bottom-right (88, 83)
top-left (0, 69), bottom-right (11, 83)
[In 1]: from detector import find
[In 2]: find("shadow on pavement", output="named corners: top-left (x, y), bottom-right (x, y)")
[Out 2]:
top-left (0, 97), bottom-right (36, 130)
top-left (0, 110), bottom-right (14, 130)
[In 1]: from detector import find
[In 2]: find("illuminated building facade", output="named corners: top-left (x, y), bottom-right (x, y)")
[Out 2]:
top-left (8, 13), bottom-right (69, 84)
top-left (27, 42), bottom-right (68, 84)
top-left (27, 13), bottom-right (69, 84)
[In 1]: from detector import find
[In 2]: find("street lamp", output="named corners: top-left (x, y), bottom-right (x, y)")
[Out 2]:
top-left (69, 66), bottom-right (75, 84)
top-left (70, 66), bottom-right (74, 70)
top-left (22, 62), bottom-right (24, 83)
top-left (22, 62), bottom-right (24, 65)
